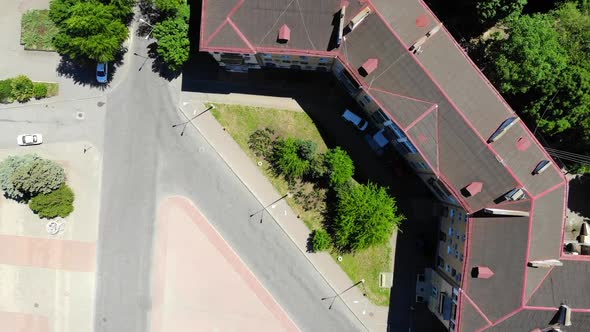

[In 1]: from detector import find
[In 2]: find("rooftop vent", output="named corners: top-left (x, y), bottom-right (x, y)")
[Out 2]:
top-left (578, 222), bottom-right (590, 244)
top-left (533, 160), bottom-right (551, 175)
top-left (528, 259), bottom-right (563, 268)
top-left (483, 208), bottom-right (530, 217)
top-left (347, 6), bottom-right (372, 32)
top-left (336, 6), bottom-right (346, 47)
top-left (359, 58), bottom-right (378, 76)
top-left (463, 181), bottom-right (483, 197)
top-left (278, 24), bottom-right (291, 43)
top-left (488, 117), bottom-right (520, 143)
top-left (471, 266), bottom-right (494, 279)
top-left (504, 188), bottom-right (526, 201)
top-left (558, 304), bottom-right (572, 326)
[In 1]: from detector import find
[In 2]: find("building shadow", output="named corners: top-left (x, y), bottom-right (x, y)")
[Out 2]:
top-left (568, 174), bottom-right (590, 218)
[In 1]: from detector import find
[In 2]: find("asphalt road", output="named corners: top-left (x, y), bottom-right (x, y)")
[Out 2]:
top-left (93, 34), bottom-right (365, 332)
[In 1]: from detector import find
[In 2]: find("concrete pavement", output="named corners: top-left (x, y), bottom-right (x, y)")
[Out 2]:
top-left (179, 92), bottom-right (388, 331)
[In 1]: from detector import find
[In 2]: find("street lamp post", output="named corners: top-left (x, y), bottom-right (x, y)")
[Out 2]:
top-left (172, 104), bottom-right (216, 136)
top-left (321, 279), bottom-right (366, 310)
top-left (249, 192), bottom-right (291, 223)
top-left (139, 18), bottom-right (156, 40)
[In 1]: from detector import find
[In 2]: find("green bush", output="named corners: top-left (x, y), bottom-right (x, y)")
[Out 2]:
top-left (297, 140), bottom-right (317, 161)
top-left (312, 229), bottom-right (332, 252)
top-left (11, 158), bottom-right (66, 197)
top-left (0, 79), bottom-right (12, 102)
top-left (29, 184), bottom-right (75, 218)
top-left (272, 137), bottom-right (311, 182)
top-left (33, 83), bottom-right (48, 99)
top-left (324, 147), bottom-right (355, 187)
top-left (10, 75), bottom-right (34, 102)
top-left (0, 154), bottom-right (41, 200)
top-left (248, 128), bottom-right (275, 159)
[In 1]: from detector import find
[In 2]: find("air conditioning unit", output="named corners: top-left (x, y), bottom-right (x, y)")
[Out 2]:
top-left (504, 188), bottom-right (525, 201)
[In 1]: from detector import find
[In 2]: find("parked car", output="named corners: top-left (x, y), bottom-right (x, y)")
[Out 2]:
top-left (96, 62), bottom-right (108, 83)
top-left (17, 134), bottom-right (43, 146)
top-left (342, 109), bottom-right (368, 131)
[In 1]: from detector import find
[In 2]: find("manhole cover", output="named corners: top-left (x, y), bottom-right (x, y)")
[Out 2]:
top-left (97, 101), bottom-right (105, 107)
top-left (76, 112), bottom-right (85, 120)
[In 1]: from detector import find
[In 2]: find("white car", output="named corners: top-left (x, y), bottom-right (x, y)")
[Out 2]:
top-left (342, 109), bottom-right (368, 131)
top-left (17, 134), bottom-right (43, 146)
top-left (96, 62), bottom-right (108, 83)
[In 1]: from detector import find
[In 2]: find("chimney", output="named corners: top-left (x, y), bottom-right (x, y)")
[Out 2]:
top-left (278, 24), bottom-right (291, 43)
top-left (463, 181), bottom-right (483, 197)
top-left (359, 58), bottom-right (378, 76)
top-left (471, 266), bottom-right (494, 279)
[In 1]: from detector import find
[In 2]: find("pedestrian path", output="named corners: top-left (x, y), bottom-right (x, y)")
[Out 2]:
top-left (180, 92), bottom-right (389, 332)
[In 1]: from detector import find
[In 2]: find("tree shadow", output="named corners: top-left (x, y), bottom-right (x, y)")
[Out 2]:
top-left (56, 47), bottom-right (126, 88)
top-left (146, 42), bottom-right (182, 81)
top-left (568, 174), bottom-right (590, 218)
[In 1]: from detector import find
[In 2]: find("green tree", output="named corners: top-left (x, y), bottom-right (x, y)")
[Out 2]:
top-left (272, 138), bottom-right (311, 182)
top-left (0, 79), bottom-right (12, 102)
top-left (152, 15), bottom-right (190, 71)
top-left (153, 0), bottom-right (183, 13)
top-left (10, 159), bottom-right (66, 197)
top-left (324, 147), bottom-right (354, 187)
top-left (311, 229), bottom-right (332, 252)
top-left (49, 0), bottom-right (81, 26)
top-left (333, 182), bottom-right (404, 251)
top-left (489, 13), bottom-right (569, 95)
top-left (29, 184), bottom-right (75, 218)
top-left (52, 1), bottom-right (128, 62)
top-left (476, 0), bottom-right (527, 24)
top-left (102, 0), bottom-right (135, 22)
top-left (10, 75), bottom-right (34, 102)
top-left (0, 154), bottom-right (40, 200)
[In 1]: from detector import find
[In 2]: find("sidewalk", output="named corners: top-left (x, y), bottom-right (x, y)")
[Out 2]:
top-left (180, 92), bottom-right (389, 331)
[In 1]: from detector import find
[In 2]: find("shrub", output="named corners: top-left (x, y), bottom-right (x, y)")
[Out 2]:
top-left (297, 140), bottom-right (317, 161)
top-left (334, 182), bottom-right (404, 251)
top-left (312, 229), bottom-right (332, 252)
top-left (248, 128), bottom-right (275, 159)
top-left (324, 147), bottom-right (355, 187)
top-left (11, 158), bottom-right (66, 197)
top-left (29, 184), bottom-right (75, 218)
top-left (10, 75), bottom-right (34, 102)
top-left (272, 137), bottom-right (310, 182)
top-left (33, 83), bottom-right (48, 99)
top-left (0, 154), bottom-right (41, 200)
top-left (0, 79), bottom-right (12, 102)
top-left (309, 153), bottom-right (328, 180)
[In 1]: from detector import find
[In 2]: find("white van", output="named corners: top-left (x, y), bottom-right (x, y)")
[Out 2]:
top-left (342, 109), bottom-right (368, 131)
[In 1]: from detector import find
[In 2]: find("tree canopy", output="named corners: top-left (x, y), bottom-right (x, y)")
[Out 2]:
top-left (50, 0), bottom-right (129, 62)
top-left (152, 3), bottom-right (190, 71)
top-left (476, 0), bottom-right (527, 25)
top-left (333, 182), bottom-right (404, 251)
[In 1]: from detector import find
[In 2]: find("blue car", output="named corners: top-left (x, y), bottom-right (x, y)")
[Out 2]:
top-left (96, 62), bottom-right (108, 83)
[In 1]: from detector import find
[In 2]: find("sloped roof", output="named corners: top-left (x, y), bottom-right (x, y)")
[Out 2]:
top-left (200, 1), bottom-right (576, 331)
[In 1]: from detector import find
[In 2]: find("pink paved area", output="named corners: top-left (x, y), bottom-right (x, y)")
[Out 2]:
top-left (0, 234), bottom-right (95, 272)
top-left (152, 196), bottom-right (299, 332)
top-left (0, 311), bottom-right (50, 332)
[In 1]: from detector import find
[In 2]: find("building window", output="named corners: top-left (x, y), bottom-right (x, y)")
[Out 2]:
top-left (439, 231), bottom-right (447, 242)
top-left (456, 273), bottom-right (462, 282)
top-left (462, 234), bottom-right (466, 242)
top-left (262, 53), bottom-right (272, 59)
top-left (282, 60), bottom-right (291, 63)
top-left (417, 162), bottom-right (428, 170)
top-left (447, 245), bottom-right (452, 254)
top-left (465, 214), bottom-right (469, 223)
top-left (432, 286), bottom-right (438, 297)
top-left (456, 232), bottom-right (460, 240)
top-left (460, 253), bottom-right (464, 261)
top-left (363, 94), bottom-right (372, 104)
top-left (300, 61), bottom-right (308, 65)
top-left (300, 56), bottom-right (309, 61)
top-left (319, 57), bottom-right (328, 63)
top-left (450, 209), bottom-right (455, 218)
top-left (446, 264), bottom-right (451, 273)
top-left (437, 256), bottom-right (444, 267)
top-left (280, 55), bottom-right (290, 60)
top-left (451, 268), bottom-right (457, 277)
top-left (371, 109), bottom-right (389, 124)
top-left (454, 250), bottom-right (459, 258)
top-left (449, 227), bottom-right (454, 236)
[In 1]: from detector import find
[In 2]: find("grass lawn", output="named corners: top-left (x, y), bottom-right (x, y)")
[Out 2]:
top-left (21, 10), bottom-right (58, 51)
top-left (211, 103), bottom-right (392, 306)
